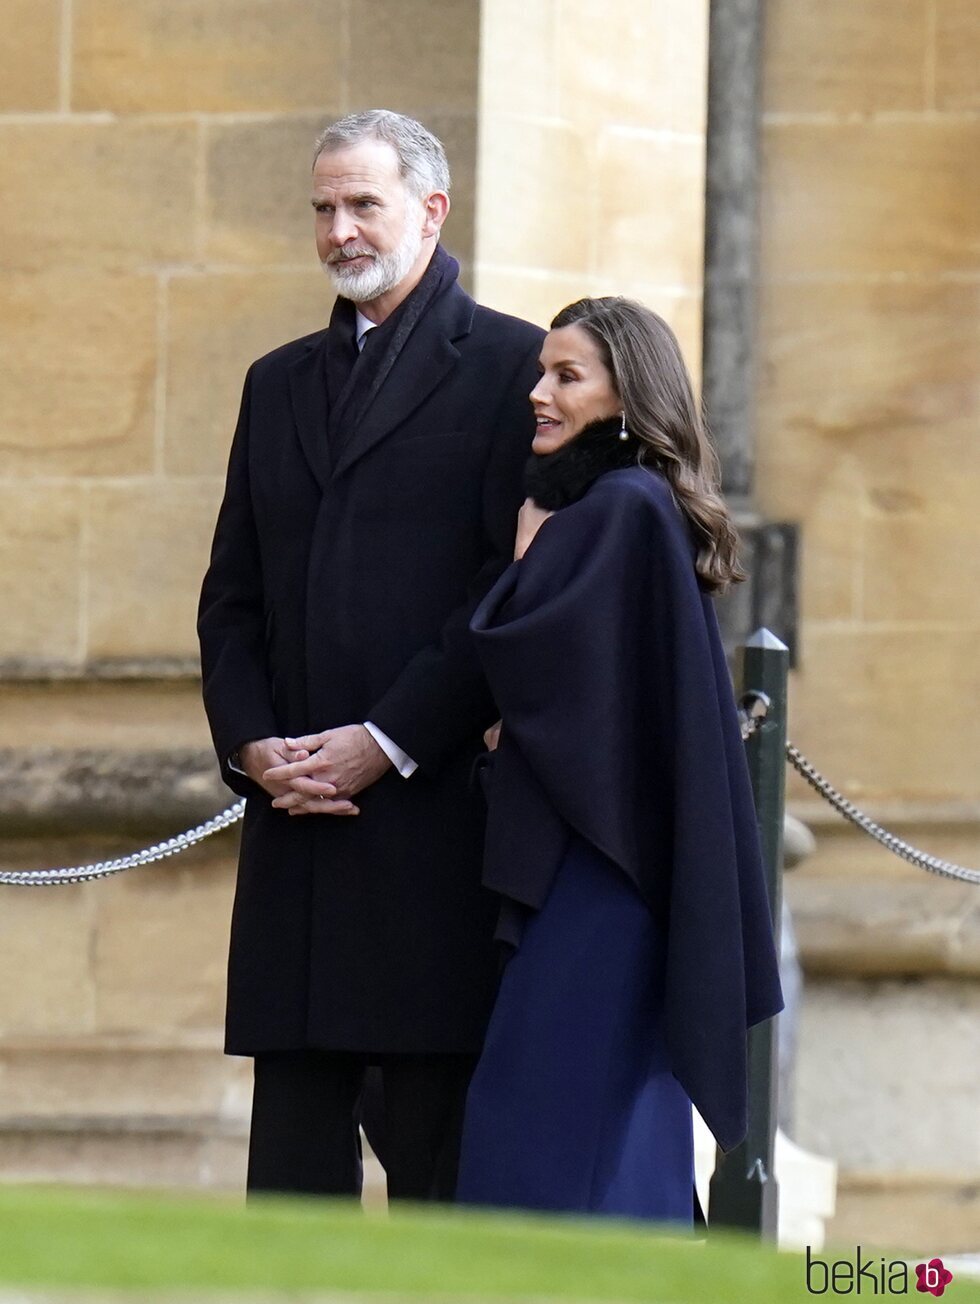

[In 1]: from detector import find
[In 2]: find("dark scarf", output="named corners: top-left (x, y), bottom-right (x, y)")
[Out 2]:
top-left (325, 244), bottom-right (459, 447)
top-left (523, 415), bottom-right (642, 510)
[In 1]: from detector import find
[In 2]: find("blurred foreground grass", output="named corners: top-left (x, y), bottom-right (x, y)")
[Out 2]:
top-left (1, 1185), bottom-right (976, 1302)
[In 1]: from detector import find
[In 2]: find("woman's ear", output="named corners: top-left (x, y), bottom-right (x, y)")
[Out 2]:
top-left (422, 190), bottom-right (450, 237)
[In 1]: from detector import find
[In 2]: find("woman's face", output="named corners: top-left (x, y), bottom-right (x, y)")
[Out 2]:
top-left (529, 324), bottom-right (621, 454)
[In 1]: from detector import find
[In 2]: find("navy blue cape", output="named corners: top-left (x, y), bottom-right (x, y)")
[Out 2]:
top-left (470, 466), bottom-right (784, 1152)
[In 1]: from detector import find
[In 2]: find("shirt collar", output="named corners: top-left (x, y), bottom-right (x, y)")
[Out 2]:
top-left (354, 309), bottom-right (375, 350)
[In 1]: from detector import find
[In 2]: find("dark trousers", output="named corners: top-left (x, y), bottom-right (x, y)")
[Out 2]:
top-left (247, 1050), bottom-right (478, 1202)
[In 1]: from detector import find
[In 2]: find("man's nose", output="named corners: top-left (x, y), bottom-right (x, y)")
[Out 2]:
top-left (328, 210), bottom-right (358, 246)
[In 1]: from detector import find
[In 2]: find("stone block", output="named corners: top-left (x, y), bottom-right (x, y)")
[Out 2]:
top-left (0, 0), bottom-right (60, 110)
top-left (0, 1039), bottom-right (246, 1120)
top-left (477, 117), bottom-right (590, 275)
top-left (787, 872), bottom-right (980, 978)
top-left (665, 0), bottom-right (710, 137)
top-left (0, 1122), bottom-right (248, 1190)
top-left (164, 270), bottom-right (329, 477)
top-left (756, 281), bottom-right (980, 621)
top-left (760, 121), bottom-right (980, 278)
top-left (0, 746), bottom-right (234, 838)
top-left (473, 269), bottom-right (595, 332)
top-left (480, 0), bottom-right (559, 120)
top-left (0, 272), bottom-right (157, 478)
top-left (755, 446), bottom-right (860, 624)
top-left (763, 0), bottom-right (927, 114)
top-left (795, 977), bottom-right (980, 1175)
top-left (426, 111), bottom-right (478, 266)
top-left (779, 815), bottom-right (980, 885)
top-left (595, 132), bottom-right (705, 289)
top-left (790, 627), bottom-right (980, 803)
top-left (936, 0), bottom-right (980, 110)
top-left (0, 682), bottom-right (212, 752)
top-left (0, 882), bottom-right (96, 1035)
top-left (0, 486), bottom-right (82, 662)
top-left (204, 116), bottom-right (330, 267)
top-left (830, 1177), bottom-right (980, 1257)
top-left (0, 122), bottom-right (196, 272)
top-left (607, 287), bottom-right (703, 384)
top-left (861, 439), bottom-right (980, 623)
top-left (85, 481), bottom-right (223, 660)
top-left (73, 0), bottom-right (346, 113)
top-left (348, 0), bottom-right (480, 117)
top-left (756, 281), bottom-right (979, 448)
top-left (92, 849), bottom-right (237, 1033)
top-left (556, 0), bottom-right (708, 134)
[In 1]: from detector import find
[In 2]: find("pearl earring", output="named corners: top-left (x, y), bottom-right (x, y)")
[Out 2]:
top-left (618, 410), bottom-right (629, 441)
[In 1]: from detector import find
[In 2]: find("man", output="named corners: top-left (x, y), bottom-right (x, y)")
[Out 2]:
top-left (197, 110), bottom-right (542, 1202)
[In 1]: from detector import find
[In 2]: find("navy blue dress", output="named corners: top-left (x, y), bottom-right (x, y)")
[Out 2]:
top-left (456, 834), bottom-right (694, 1222)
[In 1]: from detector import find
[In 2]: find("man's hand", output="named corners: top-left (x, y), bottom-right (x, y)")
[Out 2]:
top-left (263, 724), bottom-right (392, 816)
top-left (239, 737), bottom-right (327, 800)
top-left (515, 497), bottom-right (554, 560)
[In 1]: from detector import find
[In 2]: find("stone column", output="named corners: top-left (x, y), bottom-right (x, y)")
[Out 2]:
top-left (703, 0), bottom-right (762, 502)
top-left (702, 0), bottom-right (798, 658)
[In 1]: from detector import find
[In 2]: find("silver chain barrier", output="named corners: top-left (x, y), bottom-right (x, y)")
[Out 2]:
top-left (736, 700), bottom-right (979, 887)
top-left (0, 800), bottom-right (245, 888)
top-left (784, 742), bottom-right (980, 886)
top-left (2, 720), bottom-right (977, 887)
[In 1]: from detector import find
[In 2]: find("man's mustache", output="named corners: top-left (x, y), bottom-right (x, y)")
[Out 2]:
top-left (327, 248), bottom-right (376, 265)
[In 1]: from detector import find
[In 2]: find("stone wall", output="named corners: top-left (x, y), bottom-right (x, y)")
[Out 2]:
top-left (474, 0), bottom-right (709, 364)
top-left (756, 0), bottom-right (979, 808)
top-left (0, 0), bottom-right (481, 679)
top-left (757, 0), bottom-right (980, 1248)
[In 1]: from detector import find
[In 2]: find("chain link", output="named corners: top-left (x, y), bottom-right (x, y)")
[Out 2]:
top-left (0, 801), bottom-right (245, 887)
top-left (784, 742), bottom-right (980, 886)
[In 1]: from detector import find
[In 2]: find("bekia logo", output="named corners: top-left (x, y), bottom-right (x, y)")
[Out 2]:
top-left (806, 1246), bottom-right (955, 1296)
top-left (915, 1260), bottom-right (955, 1297)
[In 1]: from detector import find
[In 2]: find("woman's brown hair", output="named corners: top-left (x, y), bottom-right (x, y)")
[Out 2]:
top-left (551, 296), bottom-right (746, 594)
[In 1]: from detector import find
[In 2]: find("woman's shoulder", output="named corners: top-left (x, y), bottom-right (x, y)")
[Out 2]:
top-left (553, 465), bottom-right (697, 572)
top-left (578, 465), bottom-right (684, 530)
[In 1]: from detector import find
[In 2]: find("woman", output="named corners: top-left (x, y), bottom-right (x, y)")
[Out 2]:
top-left (455, 297), bottom-right (784, 1224)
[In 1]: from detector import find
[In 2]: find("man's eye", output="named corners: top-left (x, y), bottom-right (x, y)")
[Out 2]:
top-left (315, 205), bottom-right (334, 216)
top-left (355, 200), bottom-right (376, 209)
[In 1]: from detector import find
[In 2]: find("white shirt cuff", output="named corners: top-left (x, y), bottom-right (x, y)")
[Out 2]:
top-left (363, 722), bottom-right (418, 778)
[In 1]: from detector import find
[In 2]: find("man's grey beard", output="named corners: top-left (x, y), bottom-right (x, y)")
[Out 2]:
top-left (322, 223), bottom-right (425, 303)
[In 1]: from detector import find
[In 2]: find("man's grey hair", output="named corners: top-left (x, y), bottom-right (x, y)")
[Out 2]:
top-left (312, 110), bottom-right (451, 200)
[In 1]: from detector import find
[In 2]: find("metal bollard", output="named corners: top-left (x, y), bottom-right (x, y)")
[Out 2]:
top-left (708, 626), bottom-right (788, 1239)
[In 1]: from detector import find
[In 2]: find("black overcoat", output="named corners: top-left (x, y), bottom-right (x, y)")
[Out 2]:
top-left (198, 261), bottom-right (543, 1055)
top-left (470, 466), bottom-right (784, 1151)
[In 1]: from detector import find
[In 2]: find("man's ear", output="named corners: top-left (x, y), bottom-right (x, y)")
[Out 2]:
top-left (422, 190), bottom-right (450, 237)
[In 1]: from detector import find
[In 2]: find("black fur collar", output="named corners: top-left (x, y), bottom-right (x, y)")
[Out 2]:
top-left (523, 415), bottom-right (641, 510)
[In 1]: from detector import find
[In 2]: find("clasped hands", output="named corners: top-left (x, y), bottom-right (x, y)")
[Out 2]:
top-left (240, 724), bottom-right (391, 817)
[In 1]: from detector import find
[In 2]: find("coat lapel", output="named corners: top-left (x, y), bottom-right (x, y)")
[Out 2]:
top-left (331, 282), bottom-right (476, 480)
top-left (287, 333), bottom-right (332, 494)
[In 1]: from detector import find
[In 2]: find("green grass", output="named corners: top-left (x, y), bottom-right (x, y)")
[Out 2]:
top-left (0, 1186), bottom-right (976, 1302)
